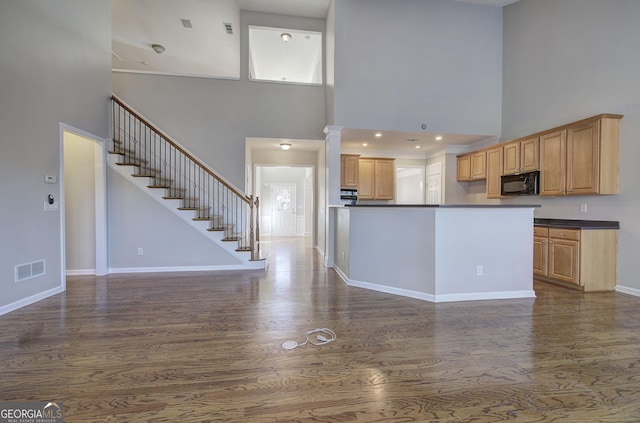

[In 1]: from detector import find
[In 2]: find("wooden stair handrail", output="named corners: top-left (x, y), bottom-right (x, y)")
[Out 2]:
top-left (112, 95), bottom-right (250, 204)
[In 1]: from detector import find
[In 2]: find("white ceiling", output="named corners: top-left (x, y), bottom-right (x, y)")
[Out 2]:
top-left (112, 0), bottom-right (517, 156)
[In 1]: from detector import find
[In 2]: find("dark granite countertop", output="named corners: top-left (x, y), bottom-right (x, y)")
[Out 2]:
top-left (534, 218), bottom-right (620, 230)
top-left (347, 204), bottom-right (541, 208)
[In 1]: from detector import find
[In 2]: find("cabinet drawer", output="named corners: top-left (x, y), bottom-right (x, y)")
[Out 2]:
top-left (549, 228), bottom-right (580, 241)
top-left (533, 226), bottom-right (549, 237)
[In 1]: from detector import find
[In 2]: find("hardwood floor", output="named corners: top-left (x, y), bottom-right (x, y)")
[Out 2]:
top-left (2, 236), bottom-right (640, 422)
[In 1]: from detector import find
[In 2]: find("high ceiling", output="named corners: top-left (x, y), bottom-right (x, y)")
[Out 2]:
top-left (112, 0), bottom-right (518, 156)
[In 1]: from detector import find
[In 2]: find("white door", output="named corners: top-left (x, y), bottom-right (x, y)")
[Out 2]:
top-left (426, 163), bottom-right (442, 204)
top-left (271, 184), bottom-right (297, 236)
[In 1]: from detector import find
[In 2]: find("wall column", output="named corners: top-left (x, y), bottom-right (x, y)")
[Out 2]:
top-left (324, 125), bottom-right (343, 267)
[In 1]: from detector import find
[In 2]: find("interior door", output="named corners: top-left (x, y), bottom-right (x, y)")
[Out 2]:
top-left (426, 163), bottom-right (442, 204)
top-left (270, 183), bottom-right (297, 236)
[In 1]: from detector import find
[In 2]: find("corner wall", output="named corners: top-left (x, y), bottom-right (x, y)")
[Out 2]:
top-left (0, 0), bottom-right (111, 313)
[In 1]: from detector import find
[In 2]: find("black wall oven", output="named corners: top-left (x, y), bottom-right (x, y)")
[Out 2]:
top-left (501, 171), bottom-right (540, 196)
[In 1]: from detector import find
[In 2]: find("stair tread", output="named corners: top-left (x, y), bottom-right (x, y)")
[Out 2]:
top-left (148, 185), bottom-right (170, 189)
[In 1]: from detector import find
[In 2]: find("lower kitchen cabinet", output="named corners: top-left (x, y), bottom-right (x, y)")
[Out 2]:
top-left (533, 224), bottom-right (618, 292)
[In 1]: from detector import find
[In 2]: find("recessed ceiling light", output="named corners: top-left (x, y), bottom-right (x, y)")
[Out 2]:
top-left (374, 133), bottom-right (382, 137)
top-left (280, 143), bottom-right (291, 150)
top-left (281, 33), bottom-right (292, 43)
top-left (435, 136), bottom-right (443, 141)
top-left (415, 145), bottom-right (421, 149)
top-left (362, 143), bottom-right (368, 147)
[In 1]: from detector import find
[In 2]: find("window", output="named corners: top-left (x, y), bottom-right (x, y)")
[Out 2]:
top-left (248, 26), bottom-right (323, 85)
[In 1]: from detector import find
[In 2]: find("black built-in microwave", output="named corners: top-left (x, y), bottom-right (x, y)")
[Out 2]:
top-left (501, 171), bottom-right (539, 196)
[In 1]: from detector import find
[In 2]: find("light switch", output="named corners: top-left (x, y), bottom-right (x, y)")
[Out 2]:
top-left (44, 175), bottom-right (57, 184)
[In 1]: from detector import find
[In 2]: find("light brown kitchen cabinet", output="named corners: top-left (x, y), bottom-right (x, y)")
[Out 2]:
top-left (340, 154), bottom-right (359, 189)
top-left (374, 159), bottom-right (395, 200)
top-left (358, 159), bottom-right (375, 199)
top-left (457, 155), bottom-right (471, 182)
top-left (503, 136), bottom-right (539, 175)
top-left (539, 129), bottom-right (567, 196)
top-left (540, 114), bottom-right (621, 196)
top-left (358, 158), bottom-right (395, 200)
top-left (532, 227), bottom-right (548, 277)
top-left (486, 147), bottom-right (503, 198)
top-left (457, 151), bottom-right (486, 181)
top-left (533, 225), bottom-right (618, 292)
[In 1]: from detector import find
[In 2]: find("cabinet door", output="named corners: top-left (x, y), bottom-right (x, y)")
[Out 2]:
top-left (358, 159), bottom-right (375, 200)
top-left (520, 137), bottom-right (540, 172)
top-left (470, 151), bottom-right (487, 180)
top-left (341, 155), bottom-right (359, 189)
top-left (457, 155), bottom-right (471, 181)
top-left (567, 120), bottom-right (599, 195)
top-left (486, 147), bottom-right (503, 198)
top-left (374, 159), bottom-right (395, 200)
top-left (503, 142), bottom-right (520, 175)
top-left (548, 238), bottom-right (580, 285)
top-left (533, 236), bottom-right (548, 277)
top-left (539, 129), bottom-right (567, 196)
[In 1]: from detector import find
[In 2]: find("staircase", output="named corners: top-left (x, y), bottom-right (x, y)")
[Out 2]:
top-left (108, 95), bottom-right (264, 269)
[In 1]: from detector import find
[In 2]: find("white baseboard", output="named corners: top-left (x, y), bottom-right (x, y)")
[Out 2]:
top-left (108, 263), bottom-right (265, 274)
top-left (433, 290), bottom-right (536, 303)
top-left (616, 285), bottom-right (640, 297)
top-left (348, 279), bottom-right (436, 302)
top-left (0, 285), bottom-right (65, 317)
top-left (347, 278), bottom-right (535, 303)
top-left (66, 269), bottom-right (96, 276)
top-left (333, 265), bottom-right (349, 284)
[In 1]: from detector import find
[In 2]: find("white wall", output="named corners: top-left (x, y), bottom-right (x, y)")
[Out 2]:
top-left (0, 0), bottom-right (111, 312)
top-left (500, 0), bottom-right (640, 292)
top-left (333, 0), bottom-right (503, 136)
top-left (107, 171), bottom-right (238, 269)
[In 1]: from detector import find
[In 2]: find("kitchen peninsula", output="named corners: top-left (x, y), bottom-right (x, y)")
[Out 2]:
top-left (332, 204), bottom-right (539, 303)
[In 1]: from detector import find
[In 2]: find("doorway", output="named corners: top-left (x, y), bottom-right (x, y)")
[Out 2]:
top-left (61, 124), bottom-right (107, 276)
top-left (255, 166), bottom-right (313, 238)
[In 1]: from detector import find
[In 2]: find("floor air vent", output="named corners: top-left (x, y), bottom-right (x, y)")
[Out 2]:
top-left (15, 259), bottom-right (46, 283)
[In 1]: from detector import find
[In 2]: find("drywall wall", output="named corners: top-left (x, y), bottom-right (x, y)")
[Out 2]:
top-left (501, 0), bottom-right (640, 291)
top-left (112, 11), bottom-right (326, 190)
top-left (332, 0), bottom-right (502, 136)
top-left (0, 0), bottom-right (111, 313)
top-left (107, 170), bottom-right (239, 270)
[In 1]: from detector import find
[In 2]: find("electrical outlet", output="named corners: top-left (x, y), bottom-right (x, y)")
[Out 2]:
top-left (580, 203), bottom-right (588, 213)
top-left (477, 265), bottom-right (483, 276)
top-left (137, 248), bottom-right (143, 256)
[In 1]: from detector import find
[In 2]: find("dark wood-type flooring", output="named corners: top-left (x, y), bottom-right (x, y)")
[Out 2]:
top-left (1, 237), bottom-right (640, 422)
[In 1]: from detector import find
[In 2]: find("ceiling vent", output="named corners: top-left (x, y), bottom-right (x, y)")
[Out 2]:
top-left (181, 19), bottom-right (193, 29)
top-left (224, 22), bottom-right (233, 34)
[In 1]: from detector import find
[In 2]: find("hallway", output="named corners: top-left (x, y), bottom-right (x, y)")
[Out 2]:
top-left (1, 238), bottom-right (640, 421)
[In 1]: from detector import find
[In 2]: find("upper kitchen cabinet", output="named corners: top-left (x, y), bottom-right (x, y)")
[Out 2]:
top-left (503, 136), bottom-right (539, 175)
top-left (457, 151), bottom-right (487, 182)
top-left (486, 147), bottom-right (503, 199)
top-left (540, 114), bottom-right (622, 196)
top-left (340, 154), bottom-right (360, 189)
top-left (358, 158), bottom-right (395, 200)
